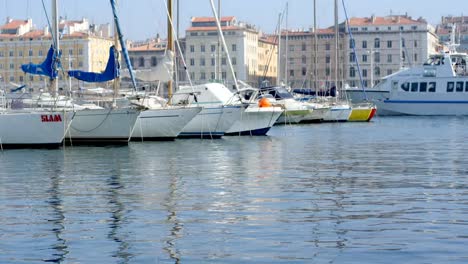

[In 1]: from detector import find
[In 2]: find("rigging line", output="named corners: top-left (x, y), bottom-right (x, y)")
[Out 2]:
top-left (41, 0), bottom-right (57, 50)
top-left (341, 0), bottom-right (368, 101)
top-left (262, 10), bottom-right (284, 81)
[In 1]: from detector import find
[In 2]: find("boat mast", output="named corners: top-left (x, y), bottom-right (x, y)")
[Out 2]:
top-left (113, 0), bottom-right (120, 97)
top-left (334, 0), bottom-right (339, 98)
top-left (277, 12), bottom-right (282, 86)
top-left (167, 0), bottom-right (173, 100)
top-left (284, 2), bottom-right (289, 87)
top-left (51, 0), bottom-right (59, 96)
top-left (217, 0), bottom-right (221, 82)
top-left (175, 0), bottom-right (179, 90)
top-left (313, 0), bottom-right (317, 91)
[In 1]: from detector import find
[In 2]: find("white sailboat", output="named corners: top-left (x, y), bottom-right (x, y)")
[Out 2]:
top-left (126, 0), bottom-right (202, 141)
top-left (60, 0), bottom-right (141, 144)
top-left (130, 96), bottom-right (202, 140)
top-left (0, 96), bottom-right (72, 149)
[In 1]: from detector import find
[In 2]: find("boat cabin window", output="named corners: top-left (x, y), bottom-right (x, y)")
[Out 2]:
top-left (428, 82), bottom-right (436, 92)
top-left (424, 55), bottom-right (444, 66)
top-left (401, 82), bottom-right (410, 91)
top-left (419, 82), bottom-right (427, 92)
top-left (411, 82), bottom-right (418, 92)
top-left (466, 82), bottom-right (468, 92)
top-left (456, 82), bottom-right (464, 92)
top-left (392, 81), bottom-right (399, 91)
top-left (263, 87), bottom-right (294, 100)
top-left (447, 82), bottom-right (454, 92)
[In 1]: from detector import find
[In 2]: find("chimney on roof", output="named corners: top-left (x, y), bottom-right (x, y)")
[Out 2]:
top-left (371, 15), bottom-right (376, 23)
top-left (44, 25), bottom-right (49, 36)
top-left (6, 16), bottom-right (11, 23)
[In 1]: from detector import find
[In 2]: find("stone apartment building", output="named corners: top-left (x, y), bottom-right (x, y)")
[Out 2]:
top-left (280, 14), bottom-right (439, 89)
top-left (344, 15), bottom-right (439, 88)
top-left (437, 16), bottom-right (468, 52)
top-left (0, 17), bottom-right (113, 90)
top-left (183, 16), bottom-right (278, 88)
top-left (279, 28), bottom-right (346, 90)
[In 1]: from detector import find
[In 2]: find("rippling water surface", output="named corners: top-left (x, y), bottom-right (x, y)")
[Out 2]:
top-left (1, 116), bottom-right (468, 263)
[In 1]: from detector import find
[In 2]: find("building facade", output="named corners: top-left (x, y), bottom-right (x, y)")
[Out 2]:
top-left (344, 15), bottom-right (439, 88)
top-left (0, 17), bottom-right (113, 90)
top-left (437, 16), bottom-right (468, 52)
top-left (280, 15), bottom-right (439, 89)
top-left (183, 16), bottom-right (277, 88)
top-left (279, 28), bottom-right (346, 89)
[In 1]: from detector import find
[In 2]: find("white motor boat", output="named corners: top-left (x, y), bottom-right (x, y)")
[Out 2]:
top-left (257, 86), bottom-right (310, 125)
top-left (346, 50), bottom-right (468, 116)
top-left (225, 88), bottom-right (283, 136)
top-left (173, 83), bottom-right (283, 137)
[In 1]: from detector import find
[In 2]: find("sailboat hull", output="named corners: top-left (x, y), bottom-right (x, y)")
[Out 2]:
top-left (131, 106), bottom-right (202, 141)
top-left (323, 104), bottom-right (352, 122)
top-left (178, 105), bottom-right (243, 139)
top-left (225, 106), bottom-right (283, 136)
top-left (0, 111), bottom-right (71, 149)
top-left (66, 108), bottom-right (140, 145)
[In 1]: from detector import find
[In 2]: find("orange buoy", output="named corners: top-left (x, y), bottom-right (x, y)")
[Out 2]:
top-left (258, 98), bottom-right (272, 108)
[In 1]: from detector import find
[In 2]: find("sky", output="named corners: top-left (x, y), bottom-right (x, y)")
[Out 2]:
top-left (1, 0), bottom-right (467, 41)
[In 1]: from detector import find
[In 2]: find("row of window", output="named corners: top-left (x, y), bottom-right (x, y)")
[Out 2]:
top-left (129, 57), bottom-right (158, 68)
top-left (190, 71), bottom-right (231, 80)
top-left (350, 38), bottom-right (418, 49)
top-left (447, 81), bottom-right (468, 92)
top-left (188, 57), bottom-right (237, 66)
top-left (189, 44), bottom-right (237, 53)
top-left (350, 25), bottom-right (419, 32)
top-left (349, 67), bottom-right (390, 77)
top-left (0, 49), bottom-right (83, 57)
top-left (401, 82), bottom-right (437, 92)
top-left (349, 52), bottom-right (418, 63)
top-left (401, 81), bottom-right (468, 93)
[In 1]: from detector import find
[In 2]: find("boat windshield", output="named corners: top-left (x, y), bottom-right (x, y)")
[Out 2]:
top-left (424, 55), bottom-right (445, 66)
top-left (269, 87), bottom-right (294, 99)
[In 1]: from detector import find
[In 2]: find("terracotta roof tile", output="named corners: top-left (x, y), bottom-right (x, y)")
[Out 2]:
top-left (282, 28), bottom-right (335, 36)
top-left (22, 30), bottom-right (46, 38)
top-left (259, 35), bottom-right (278, 45)
top-left (1, 19), bottom-right (28, 30)
top-left (187, 25), bottom-right (242, 32)
top-left (348, 16), bottom-right (425, 26)
top-left (191, 16), bottom-right (235, 23)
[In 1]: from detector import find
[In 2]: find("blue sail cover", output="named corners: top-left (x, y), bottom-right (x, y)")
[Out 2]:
top-left (21, 45), bottom-right (59, 80)
top-left (68, 46), bottom-right (119, 82)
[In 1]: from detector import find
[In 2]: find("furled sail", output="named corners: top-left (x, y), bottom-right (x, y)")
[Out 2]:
top-left (68, 45), bottom-right (119, 83)
top-left (21, 45), bottom-right (59, 80)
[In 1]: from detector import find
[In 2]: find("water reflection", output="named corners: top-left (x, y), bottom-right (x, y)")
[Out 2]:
top-left (107, 167), bottom-right (133, 263)
top-left (162, 154), bottom-right (182, 264)
top-left (44, 162), bottom-right (68, 263)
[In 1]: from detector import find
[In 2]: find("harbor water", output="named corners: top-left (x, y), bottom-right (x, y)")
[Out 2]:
top-left (1, 116), bottom-right (468, 263)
